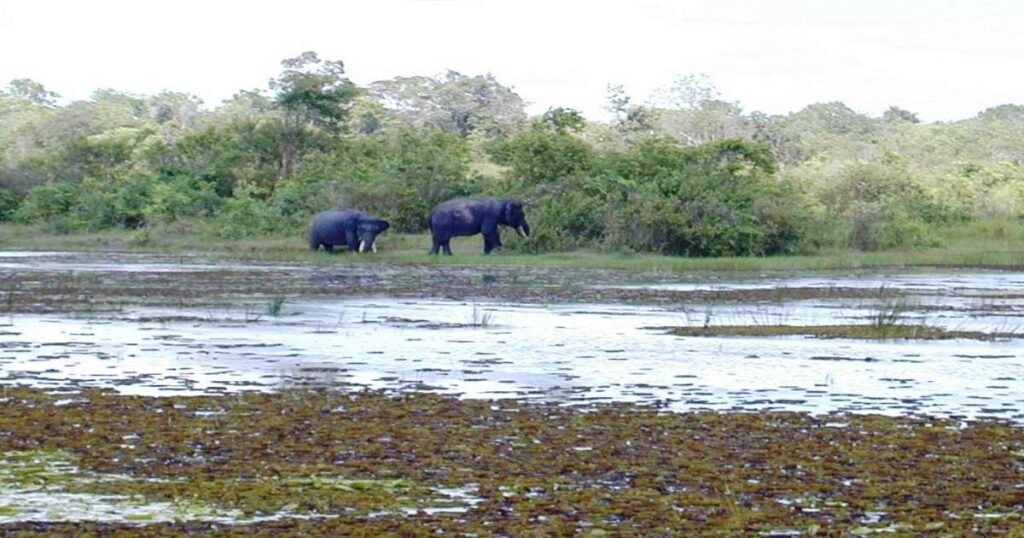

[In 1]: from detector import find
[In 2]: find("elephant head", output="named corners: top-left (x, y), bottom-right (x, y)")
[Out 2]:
top-left (357, 218), bottom-right (390, 253)
top-left (502, 200), bottom-right (530, 238)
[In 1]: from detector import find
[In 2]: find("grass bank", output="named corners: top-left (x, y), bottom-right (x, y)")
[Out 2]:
top-left (2, 219), bottom-right (1024, 272)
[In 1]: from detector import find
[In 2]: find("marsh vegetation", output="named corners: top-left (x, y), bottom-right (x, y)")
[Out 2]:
top-left (1, 250), bottom-right (1023, 534)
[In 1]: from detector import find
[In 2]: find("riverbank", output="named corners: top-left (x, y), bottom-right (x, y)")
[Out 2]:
top-left (2, 219), bottom-right (1024, 272)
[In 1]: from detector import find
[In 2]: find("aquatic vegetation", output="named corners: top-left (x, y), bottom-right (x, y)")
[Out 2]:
top-left (267, 295), bottom-right (286, 316)
top-left (0, 252), bottom-right (914, 315)
top-left (2, 253), bottom-right (1024, 533)
top-left (0, 386), bottom-right (1021, 535)
top-left (0, 449), bottom-right (79, 489)
top-left (470, 303), bottom-right (495, 328)
top-left (663, 323), bottom-right (1009, 340)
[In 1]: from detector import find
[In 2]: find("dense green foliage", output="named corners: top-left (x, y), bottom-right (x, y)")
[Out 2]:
top-left (3, 52), bottom-right (1024, 256)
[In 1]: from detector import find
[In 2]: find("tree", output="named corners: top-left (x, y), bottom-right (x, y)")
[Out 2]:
top-left (2, 79), bottom-right (60, 107)
top-left (650, 73), bottom-right (719, 111)
top-left (603, 83), bottom-right (657, 142)
top-left (758, 102), bottom-right (879, 165)
top-left (268, 51), bottom-right (359, 179)
top-left (146, 91), bottom-right (205, 129)
top-left (975, 104), bottom-right (1024, 123)
top-left (540, 107), bottom-right (586, 133)
top-left (655, 99), bottom-right (756, 145)
top-left (882, 106), bottom-right (920, 124)
top-left (489, 118), bottom-right (595, 186)
top-left (367, 71), bottom-right (526, 138)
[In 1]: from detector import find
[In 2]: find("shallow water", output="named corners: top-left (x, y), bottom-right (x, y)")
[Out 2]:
top-left (1, 251), bottom-right (1022, 423)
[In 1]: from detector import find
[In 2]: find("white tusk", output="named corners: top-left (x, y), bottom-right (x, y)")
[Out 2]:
top-left (517, 226), bottom-right (527, 237)
top-left (371, 242), bottom-right (378, 253)
top-left (358, 240), bottom-right (366, 253)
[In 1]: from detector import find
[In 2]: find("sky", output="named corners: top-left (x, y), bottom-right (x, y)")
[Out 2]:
top-left (2, 0), bottom-right (1023, 122)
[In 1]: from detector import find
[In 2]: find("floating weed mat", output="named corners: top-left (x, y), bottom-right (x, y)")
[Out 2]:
top-left (661, 324), bottom-right (1014, 340)
top-left (0, 387), bottom-right (1022, 536)
top-left (0, 265), bottom-right (910, 315)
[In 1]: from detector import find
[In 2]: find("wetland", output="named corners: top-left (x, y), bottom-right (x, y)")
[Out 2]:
top-left (1, 250), bottom-right (1023, 535)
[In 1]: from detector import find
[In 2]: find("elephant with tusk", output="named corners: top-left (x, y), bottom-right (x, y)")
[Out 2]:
top-left (309, 209), bottom-right (390, 254)
top-left (428, 197), bottom-right (530, 255)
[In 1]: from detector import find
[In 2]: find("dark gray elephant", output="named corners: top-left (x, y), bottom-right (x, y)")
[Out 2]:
top-left (428, 197), bottom-right (530, 255)
top-left (309, 209), bottom-right (390, 253)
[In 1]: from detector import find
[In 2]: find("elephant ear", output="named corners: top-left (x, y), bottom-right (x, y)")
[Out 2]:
top-left (503, 201), bottom-right (519, 223)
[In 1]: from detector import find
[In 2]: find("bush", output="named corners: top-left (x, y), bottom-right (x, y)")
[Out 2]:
top-left (601, 139), bottom-right (806, 256)
top-left (822, 160), bottom-right (945, 250)
top-left (846, 202), bottom-right (937, 251)
top-left (209, 185), bottom-right (282, 239)
top-left (14, 172), bottom-right (225, 232)
top-left (143, 176), bottom-right (222, 226)
top-left (0, 188), bottom-right (22, 222)
top-left (507, 188), bottom-right (606, 253)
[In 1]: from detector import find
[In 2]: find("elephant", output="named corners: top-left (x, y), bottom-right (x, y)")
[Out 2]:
top-left (428, 197), bottom-right (530, 255)
top-left (309, 209), bottom-right (390, 253)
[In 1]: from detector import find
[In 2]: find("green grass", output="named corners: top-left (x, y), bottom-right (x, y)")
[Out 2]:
top-left (2, 219), bottom-right (1024, 272)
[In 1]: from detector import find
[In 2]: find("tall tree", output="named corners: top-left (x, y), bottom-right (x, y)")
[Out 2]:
top-left (268, 51), bottom-right (358, 179)
top-left (367, 71), bottom-right (526, 138)
top-left (603, 83), bottom-right (657, 141)
top-left (2, 79), bottom-right (60, 107)
top-left (650, 73), bottom-right (719, 111)
top-left (655, 99), bottom-right (756, 145)
top-left (882, 106), bottom-right (920, 124)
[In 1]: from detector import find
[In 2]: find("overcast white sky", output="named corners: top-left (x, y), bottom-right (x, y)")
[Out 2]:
top-left (2, 0), bottom-right (1022, 122)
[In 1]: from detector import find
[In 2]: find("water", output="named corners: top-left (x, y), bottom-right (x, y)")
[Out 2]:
top-left (1, 251), bottom-right (1022, 423)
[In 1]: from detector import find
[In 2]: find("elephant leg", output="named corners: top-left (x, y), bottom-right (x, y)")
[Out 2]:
top-left (345, 229), bottom-right (359, 252)
top-left (482, 230), bottom-right (501, 254)
top-left (442, 240), bottom-right (452, 255)
top-left (429, 239), bottom-right (440, 255)
top-left (323, 244), bottom-right (335, 254)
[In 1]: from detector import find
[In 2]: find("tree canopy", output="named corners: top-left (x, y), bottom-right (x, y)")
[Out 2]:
top-left (3, 55), bottom-right (1024, 255)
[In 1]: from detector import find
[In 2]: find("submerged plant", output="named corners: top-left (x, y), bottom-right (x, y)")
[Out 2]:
top-left (470, 304), bottom-right (494, 328)
top-left (663, 323), bottom-right (1001, 340)
top-left (871, 298), bottom-right (911, 329)
top-left (267, 295), bottom-right (286, 316)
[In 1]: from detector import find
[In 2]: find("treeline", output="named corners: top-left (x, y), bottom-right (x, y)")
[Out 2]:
top-left (2, 52), bottom-right (1024, 256)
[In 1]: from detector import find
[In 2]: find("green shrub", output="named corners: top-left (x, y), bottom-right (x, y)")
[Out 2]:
top-left (601, 139), bottom-right (806, 256)
top-left (0, 188), bottom-right (22, 222)
top-left (207, 185), bottom-right (282, 239)
top-left (13, 182), bottom-right (76, 226)
top-left (143, 176), bottom-right (222, 226)
top-left (822, 160), bottom-right (946, 250)
top-left (14, 172), bottom-right (224, 232)
top-left (847, 201), bottom-right (938, 251)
